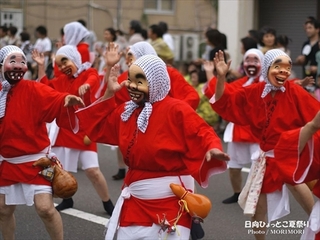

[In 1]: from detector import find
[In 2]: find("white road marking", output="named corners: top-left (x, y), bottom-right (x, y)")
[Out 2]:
top-left (54, 203), bottom-right (109, 226)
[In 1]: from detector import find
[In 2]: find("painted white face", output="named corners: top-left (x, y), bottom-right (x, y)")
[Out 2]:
top-left (243, 53), bottom-right (262, 78)
top-left (2, 52), bottom-right (28, 84)
top-left (127, 64), bottom-right (149, 104)
top-left (268, 55), bottom-right (292, 87)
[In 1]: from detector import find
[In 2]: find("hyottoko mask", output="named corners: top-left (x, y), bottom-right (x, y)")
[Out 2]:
top-left (267, 55), bottom-right (292, 88)
top-left (1, 52), bottom-right (28, 84)
top-left (127, 64), bottom-right (149, 104)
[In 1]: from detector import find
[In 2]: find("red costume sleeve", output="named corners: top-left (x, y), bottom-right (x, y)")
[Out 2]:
top-left (77, 43), bottom-right (90, 63)
top-left (0, 81), bottom-right (69, 158)
top-left (76, 97), bottom-right (119, 146)
top-left (274, 128), bottom-right (320, 198)
top-left (167, 66), bottom-right (200, 110)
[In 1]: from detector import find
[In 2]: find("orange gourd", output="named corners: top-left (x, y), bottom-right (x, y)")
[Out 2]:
top-left (33, 157), bottom-right (78, 199)
top-left (170, 183), bottom-right (212, 220)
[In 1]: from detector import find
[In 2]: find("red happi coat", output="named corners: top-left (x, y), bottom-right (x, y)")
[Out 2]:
top-left (40, 68), bottom-right (100, 151)
top-left (0, 80), bottom-right (71, 186)
top-left (205, 76), bottom-right (260, 143)
top-left (76, 96), bottom-right (226, 228)
top-left (211, 80), bottom-right (320, 193)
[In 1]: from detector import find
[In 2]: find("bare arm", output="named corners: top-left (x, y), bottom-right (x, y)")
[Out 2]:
top-left (213, 50), bottom-right (231, 101)
top-left (202, 60), bottom-right (214, 81)
top-left (103, 42), bottom-right (123, 86)
top-left (31, 49), bottom-right (46, 81)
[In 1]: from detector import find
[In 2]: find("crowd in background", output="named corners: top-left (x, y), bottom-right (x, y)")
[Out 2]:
top-left (0, 14), bottom-right (320, 240)
top-left (0, 16), bottom-right (319, 146)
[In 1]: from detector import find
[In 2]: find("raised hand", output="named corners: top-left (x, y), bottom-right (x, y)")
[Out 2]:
top-left (203, 60), bottom-right (214, 73)
top-left (104, 42), bottom-right (122, 67)
top-left (32, 49), bottom-right (45, 66)
top-left (213, 50), bottom-right (231, 78)
top-left (102, 64), bottom-right (127, 99)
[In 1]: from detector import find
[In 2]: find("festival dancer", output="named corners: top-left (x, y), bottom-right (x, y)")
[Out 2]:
top-left (210, 49), bottom-right (320, 240)
top-left (0, 45), bottom-right (84, 239)
top-left (203, 48), bottom-right (264, 204)
top-left (100, 41), bottom-right (200, 181)
top-left (75, 54), bottom-right (229, 239)
top-left (274, 111), bottom-right (320, 240)
top-left (53, 21), bottom-right (91, 78)
top-left (32, 45), bottom-right (114, 215)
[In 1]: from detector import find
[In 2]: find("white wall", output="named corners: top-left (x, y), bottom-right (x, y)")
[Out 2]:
top-left (218, 0), bottom-right (255, 68)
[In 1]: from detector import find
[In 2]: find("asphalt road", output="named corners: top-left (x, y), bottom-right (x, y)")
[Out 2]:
top-left (1, 143), bottom-right (312, 240)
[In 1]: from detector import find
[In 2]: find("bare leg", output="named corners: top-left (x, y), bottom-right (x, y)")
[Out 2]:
top-left (286, 183), bottom-right (314, 215)
top-left (34, 193), bottom-right (63, 240)
top-left (299, 111), bottom-right (320, 153)
top-left (85, 167), bottom-right (110, 201)
top-left (0, 194), bottom-right (16, 240)
top-left (222, 168), bottom-right (242, 203)
top-left (85, 167), bottom-right (114, 215)
top-left (230, 168), bottom-right (242, 193)
top-left (252, 193), bottom-right (267, 240)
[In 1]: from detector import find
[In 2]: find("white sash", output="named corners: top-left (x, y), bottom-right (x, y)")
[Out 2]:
top-left (238, 150), bottom-right (289, 222)
top-left (105, 175), bottom-right (194, 240)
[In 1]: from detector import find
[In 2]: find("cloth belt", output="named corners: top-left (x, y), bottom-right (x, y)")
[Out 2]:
top-left (0, 147), bottom-right (49, 164)
top-left (238, 150), bottom-right (290, 222)
top-left (105, 175), bottom-right (194, 240)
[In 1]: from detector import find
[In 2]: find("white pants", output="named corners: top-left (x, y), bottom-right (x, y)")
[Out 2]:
top-left (51, 147), bottom-right (98, 173)
top-left (117, 223), bottom-right (190, 240)
top-left (227, 142), bottom-right (259, 168)
top-left (0, 184), bottom-right (52, 206)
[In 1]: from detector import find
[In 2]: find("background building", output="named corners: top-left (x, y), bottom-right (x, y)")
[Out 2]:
top-left (0, 0), bottom-right (319, 77)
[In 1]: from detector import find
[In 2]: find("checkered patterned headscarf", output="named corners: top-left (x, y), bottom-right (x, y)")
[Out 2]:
top-left (0, 45), bottom-right (26, 117)
top-left (261, 49), bottom-right (289, 98)
top-left (128, 41), bottom-right (157, 59)
top-left (64, 22), bottom-right (90, 46)
top-left (0, 45), bottom-right (26, 81)
top-left (56, 45), bottom-right (91, 77)
top-left (120, 55), bottom-right (170, 133)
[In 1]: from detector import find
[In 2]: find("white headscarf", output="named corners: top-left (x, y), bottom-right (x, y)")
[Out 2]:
top-left (261, 49), bottom-right (289, 98)
top-left (63, 22), bottom-right (90, 46)
top-left (120, 55), bottom-right (170, 133)
top-left (0, 45), bottom-right (25, 81)
top-left (242, 48), bottom-right (264, 87)
top-left (56, 45), bottom-right (91, 77)
top-left (0, 45), bottom-right (26, 117)
top-left (128, 41), bottom-right (157, 59)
